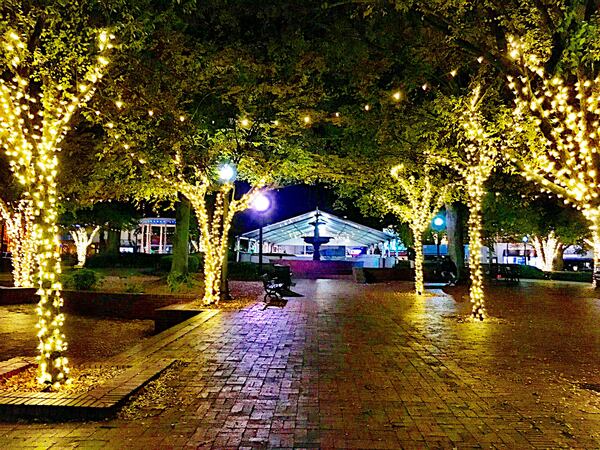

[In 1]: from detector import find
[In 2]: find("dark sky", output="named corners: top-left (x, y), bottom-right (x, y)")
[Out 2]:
top-left (232, 183), bottom-right (391, 235)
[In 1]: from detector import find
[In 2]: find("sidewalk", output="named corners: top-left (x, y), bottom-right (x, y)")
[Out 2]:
top-left (0, 279), bottom-right (599, 448)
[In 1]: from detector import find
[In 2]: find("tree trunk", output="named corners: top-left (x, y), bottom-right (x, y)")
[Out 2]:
top-left (446, 202), bottom-right (466, 283)
top-left (170, 194), bottom-right (191, 277)
top-left (413, 228), bottom-right (424, 295)
top-left (467, 196), bottom-right (486, 320)
top-left (552, 245), bottom-right (565, 271)
top-left (104, 229), bottom-right (120, 257)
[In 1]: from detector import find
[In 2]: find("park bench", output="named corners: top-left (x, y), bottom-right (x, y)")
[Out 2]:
top-left (261, 273), bottom-right (288, 308)
top-left (489, 264), bottom-right (520, 283)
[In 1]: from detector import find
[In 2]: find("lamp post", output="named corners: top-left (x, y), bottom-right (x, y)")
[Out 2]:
top-left (218, 163), bottom-right (236, 301)
top-left (522, 235), bottom-right (529, 265)
top-left (252, 192), bottom-right (271, 275)
top-left (431, 215), bottom-right (446, 260)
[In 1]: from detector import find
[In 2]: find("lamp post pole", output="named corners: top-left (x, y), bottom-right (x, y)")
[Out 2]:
top-left (252, 192), bottom-right (271, 276)
top-left (258, 219), bottom-right (264, 275)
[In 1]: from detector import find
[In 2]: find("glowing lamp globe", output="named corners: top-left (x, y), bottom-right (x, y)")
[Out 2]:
top-left (252, 193), bottom-right (271, 212)
top-left (218, 164), bottom-right (236, 182)
top-left (433, 217), bottom-right (444, 227)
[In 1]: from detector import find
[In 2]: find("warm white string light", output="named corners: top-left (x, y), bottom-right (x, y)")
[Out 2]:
top-left (0, 29), bottom-right (114, 386)
top-left (0, 198), bottom-right (36, 287)
top-left (380, 164), bottom-right (448, 295)
top-left (507, 36), bottom-right (600, 284)
top-left (433, 86), bottom-right (497, 320)
top-left (71, 225), bottom-right (100, 268)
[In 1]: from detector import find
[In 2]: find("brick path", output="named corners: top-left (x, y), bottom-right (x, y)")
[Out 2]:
top-left (0, 279), bottom-right (599, 448)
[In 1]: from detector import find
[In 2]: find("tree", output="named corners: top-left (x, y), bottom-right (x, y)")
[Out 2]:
top-left (0, 198), bottom-right (35, 286)
top-left (379, 163), bottom-right (449, 295)
top-left (0, 1), bottom-right (115, 385)
top-left (482, 176), bottom-right (588, 271)
top-left (81, 3), bottom-right (340, 304)
top-left (433, 86), bottom-right (507, 320)
top-left (506, 35), bottom-right (600, 282)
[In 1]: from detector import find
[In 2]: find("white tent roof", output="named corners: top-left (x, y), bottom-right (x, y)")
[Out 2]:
top-left (239, 210), bottom-right (395, 247)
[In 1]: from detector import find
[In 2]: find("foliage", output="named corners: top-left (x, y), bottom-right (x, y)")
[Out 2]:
top-left (69, 269), bottom-right (100, 291)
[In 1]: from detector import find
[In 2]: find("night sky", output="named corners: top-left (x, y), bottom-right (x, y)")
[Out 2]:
top-left (232, 184), bottom-right (392, 235)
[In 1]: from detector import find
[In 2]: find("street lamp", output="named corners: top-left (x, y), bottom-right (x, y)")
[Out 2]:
top-left (218, 163), bottom-right (236, 183)
top-left (252, 192), bottom-right (271, 274)
top-left (218, 163), bottom-right (236, 300)
top-left (522, 235), bottom-right (529, 265)
top-left (431, 215), bottom-right (446, 260)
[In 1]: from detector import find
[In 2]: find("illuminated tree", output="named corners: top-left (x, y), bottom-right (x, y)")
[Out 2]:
top-left (71, 225), bottom-right (100, 268)
top-left (506, 36), bottom-right (600, 283)
top-left (379, 164), bottom-right (448, 295)
top-left (0, 198), bottom-right (35, 287)
top-left (0, 27), bottom-right (113, 386)
top-left (434, 87), bottom-right (500, 320)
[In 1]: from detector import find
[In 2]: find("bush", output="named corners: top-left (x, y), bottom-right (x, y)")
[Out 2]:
top-left (70, 269), bottom-right (99, 290)
top-left (547, 271), bottom-right (592, 283)
top-left (86, 253), bottom-right (164, 269)
top-left (159, 253), bottom-right (203, 274)
top-left (516, 264), bottom-right (546, 280)
top-left (228, 262), bottom-right (261, 281)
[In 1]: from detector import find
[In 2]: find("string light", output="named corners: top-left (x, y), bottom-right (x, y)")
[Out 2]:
top-left (531, 231), bottom-right (562, 272)
top-left (303, 115), bottom-right (311, 124)
top-left (0, 29), bottom-right (114, 385)
top-left (433, 86), bottom-right (496, 320)
top-left (393, 91), bottom-right (402, 101)
top-left (507, 36), bottom-right (600, 284)
top-left (382, 164), bottom-right (448, 295)
top-left (240, 118), bottom-right (249, 127)
top-left (0, 199), bottom-right (35, 287)
top-left (71, 226), bottom-right (100, 268)
top-left (147, 163), bottom-right (266, 305)
top-left (364, 104), bottom-right (370, 111)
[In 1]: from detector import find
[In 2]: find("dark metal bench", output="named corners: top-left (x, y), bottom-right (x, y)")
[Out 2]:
top-left (261, 274), bottom-right (287, 308)
top-left (489, 264), bottom-right (520, 283)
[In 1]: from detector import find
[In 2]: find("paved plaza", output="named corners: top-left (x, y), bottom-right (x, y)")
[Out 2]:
top-left (0, 279), bottom-right (599, 449)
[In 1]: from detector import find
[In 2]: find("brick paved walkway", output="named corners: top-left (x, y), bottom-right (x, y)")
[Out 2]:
top-left (0, 279), bottom-right (599, 448)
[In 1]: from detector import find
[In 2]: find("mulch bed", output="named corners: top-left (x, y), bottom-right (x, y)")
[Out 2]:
top-left (0, 365), bottom-right (126, 395)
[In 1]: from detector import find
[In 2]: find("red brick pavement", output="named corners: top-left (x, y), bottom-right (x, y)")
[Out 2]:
top-left (0, 279), bottom-right (599, 449)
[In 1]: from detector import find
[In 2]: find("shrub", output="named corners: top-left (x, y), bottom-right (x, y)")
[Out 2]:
top-left (70, 269), bottom-right (99, 290)
top-left (516, 264), bottom-right (546, 280)
top-left (86, 253), bottom-right (164, 269)
top-left (547, 271), bottom-right (592, 283)
top-left (123, 282), bottom-right (145, 293)
top-left (159, 253), bottom-right (203, 274)
top-left (228, 262), bottom-right (261, 281)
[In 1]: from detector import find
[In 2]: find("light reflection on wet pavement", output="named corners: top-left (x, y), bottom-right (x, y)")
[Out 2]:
top-left (0, 304), bottom-right (154, 364)
top-left (0, 279), bottom-right (598, 448)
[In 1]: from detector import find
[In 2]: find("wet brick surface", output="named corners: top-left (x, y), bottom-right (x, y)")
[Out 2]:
top-left (0, 279), bottom-right (599, 448)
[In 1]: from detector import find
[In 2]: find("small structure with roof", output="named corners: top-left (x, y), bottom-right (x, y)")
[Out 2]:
top-left (236, 209), bottom-right (403, 275)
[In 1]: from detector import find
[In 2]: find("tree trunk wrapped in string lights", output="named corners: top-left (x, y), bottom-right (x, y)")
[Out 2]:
top-left (507, 36), bottom-right (600, 285)
top-left (531, 231), bottom-right (563, 272)
top-left (71, 226), bottom-right (100, 268)
top-left (379, 164), bottom-right (448, 295)
top-left (435, 87), bottom-right (498, 320)
top-left (153, 171), bottom-right (264, 305)
top-left (0, 198), bottom-right (35, 287)
top-left (0, 30), bottom-right (114, 386)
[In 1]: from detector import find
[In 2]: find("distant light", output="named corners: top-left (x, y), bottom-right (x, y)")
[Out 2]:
top-left (240, 118), bottom-right (249, 127)
top-left (252, 193), bottom-right (271, 212)
top-left (148, 110), bottom-right (154, 116)
top-left (450, 69), bottom-right (458, 77)
top-left (522, 236), bottom-right (529, 243)
top-left (303, 115), bottom-right (311, 124)
top-left (433, 217), bottom-right (444, 227)
top-left (477, 56), bottom-right (484, 63)
top-left (364, 104), bottom-right (370, 111)
top-left (422, 83), bottom-right (428, 91)
top-left (218, 164), bottom-right (235, 182)
top-left (334, 112), bottom-right (340, 118)
top-left (393, 91), bottom-right (402, 101)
